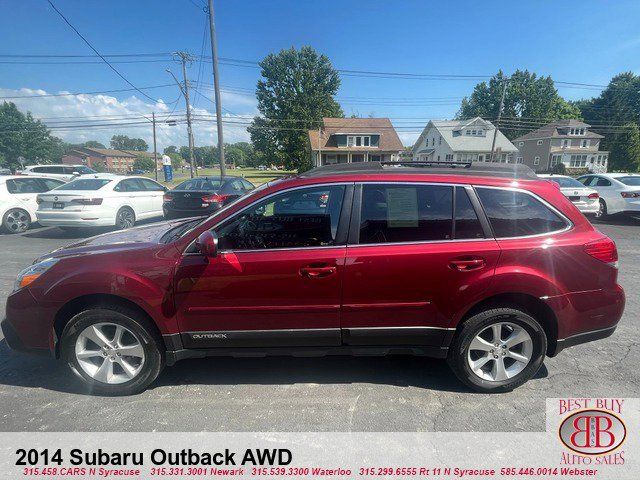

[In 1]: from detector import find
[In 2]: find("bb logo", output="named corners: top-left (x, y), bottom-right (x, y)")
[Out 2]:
top-left (559, 409), bottom-right (626, 455)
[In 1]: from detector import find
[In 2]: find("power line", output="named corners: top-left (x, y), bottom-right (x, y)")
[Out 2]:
top-left (45, 0), bottom-right (160, 103)
top-left (0, 83), bottom-right (175, 100)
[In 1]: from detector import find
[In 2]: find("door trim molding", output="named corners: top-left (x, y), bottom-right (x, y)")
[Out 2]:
top-left (184, 304), bottom-right (340, 314)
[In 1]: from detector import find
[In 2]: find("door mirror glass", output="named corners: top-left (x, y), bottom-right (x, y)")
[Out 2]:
top-left (195, 230), bottom-right (218, 257)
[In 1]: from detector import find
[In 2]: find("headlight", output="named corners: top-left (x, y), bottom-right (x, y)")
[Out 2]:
top-left (14, 258), bottom-right (59, 292)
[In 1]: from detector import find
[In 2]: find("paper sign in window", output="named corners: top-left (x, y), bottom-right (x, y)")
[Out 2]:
top-left (386, 188), bottom-right (419, 228)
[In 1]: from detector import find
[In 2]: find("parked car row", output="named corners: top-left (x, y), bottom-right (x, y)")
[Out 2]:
top-left (1, 172), bottom-right (257, 234)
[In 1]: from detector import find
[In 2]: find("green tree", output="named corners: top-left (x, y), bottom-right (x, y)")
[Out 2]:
top-left (249, 46), bottom-right (343, 171)
top-left (576, 73), bottom-right (640, 171)
top-left (164, 145), bottom-right (178, 155)
top-left (110, 135), bottom-right (148, 151)
top-left (83, 140), bottom-right (106, 149)
top-left (134, 155), bottom-right (155, 172)
top-left (0, 102), bottom-right (65, 170)
top-left (457, 70), bottom-right (581, 139)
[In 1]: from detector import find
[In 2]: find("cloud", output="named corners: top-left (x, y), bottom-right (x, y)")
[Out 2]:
top-left (0, 86), bottom-right (258, 149)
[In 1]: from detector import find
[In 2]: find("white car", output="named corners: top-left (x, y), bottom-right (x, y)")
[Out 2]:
top-left (21, 164), bottom-right (97, 182)
top-left (1, 176), bottom-right (66, 233)
top-left (538, 174), bottom-right (599, 216)
top-left (576, 173), bottom-right (640, 218)
top-left (36, 174), bottom-right (167, 230)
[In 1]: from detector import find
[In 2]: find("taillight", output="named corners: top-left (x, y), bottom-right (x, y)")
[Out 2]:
top-left (584, 238), bottom-right (618, 266)
top-left (202, 193), bottom-right (230, 204)
top-left (621, 191), bottom-right (640, 198)
top-left (588, 192), bottom-right (599, 199)
top-left (163, 194), bottom-right (173, 202)
top-left (70, 198), bottom-right (103, 205)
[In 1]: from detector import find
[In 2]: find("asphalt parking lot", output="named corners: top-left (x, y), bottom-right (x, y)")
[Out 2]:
top-left (0, 219), bottom-right (638, 432)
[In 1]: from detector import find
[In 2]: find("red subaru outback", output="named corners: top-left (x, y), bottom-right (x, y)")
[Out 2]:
top-left (2, 162), bottom-right (624, 395)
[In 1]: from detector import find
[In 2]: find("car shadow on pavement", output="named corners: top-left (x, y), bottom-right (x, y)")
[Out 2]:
top-left (0, 340), bottom-right (549, 396)
top-left (591, 214), bottom-right (640, 227)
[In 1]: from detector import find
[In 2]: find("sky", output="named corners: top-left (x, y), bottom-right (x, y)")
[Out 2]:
top-left (1, 0), bottom-right (640, 150)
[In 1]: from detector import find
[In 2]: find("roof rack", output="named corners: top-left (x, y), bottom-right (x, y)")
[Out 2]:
top-left (380, 160), bottom-right (472, 169)
top-left (301, 160), bottom-right (538, 180)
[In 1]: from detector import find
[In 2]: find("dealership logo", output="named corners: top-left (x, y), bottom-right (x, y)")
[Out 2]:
top-left (559, 409), bottom-right (626, 455)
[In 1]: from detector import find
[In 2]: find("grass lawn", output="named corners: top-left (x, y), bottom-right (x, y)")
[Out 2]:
top-left (144, 167), bottom-right (296, 188)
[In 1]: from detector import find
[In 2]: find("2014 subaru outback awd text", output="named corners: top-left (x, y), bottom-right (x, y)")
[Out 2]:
top-left (2, 162), bottom-right (625, 395)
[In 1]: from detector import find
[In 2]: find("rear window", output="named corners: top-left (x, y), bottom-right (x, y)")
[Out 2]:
top-left (55, 179), bottom-right (111, 191)
top-left (476, 187), bottom-right (568, 238)
top-left (175, 178), bottom-right (222, 190)
top-left (618, 176), bottom-right (640, 186)
top-left (547, 177), bottom-right (585, 188)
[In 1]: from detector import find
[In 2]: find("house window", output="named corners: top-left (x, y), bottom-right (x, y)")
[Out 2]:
top-left (581, 139), bottom-right (589, 148)
top-left (518, 142), bottom-right (524, 147)
top-left (466, 130), bottom-right (471, 135)
top-left (432, 138), bottom-right (435, 146)
top-left (445, 154), bottom-right (454, 161)
top-left (347, 136), bottom-right (371, 148)
top-left (537, 140), bottom-right (543, 146)
top-left (534, 156), bottom-right (540, 165)
top-left (439, 136), bottom-right (442, 145)
top-left (562, 139), bottom-right (570, 148)
top-left (478, 130), bottom-right (484, 136)
top-left (517, 156), bottom-right (524, 164)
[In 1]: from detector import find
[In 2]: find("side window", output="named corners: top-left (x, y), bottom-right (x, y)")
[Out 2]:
top-left (40, 179), bottom-right (65, 191)
top-left (454, 187), bottom-right (484, 239)
top-left (595, 177), bottom-right (611, 187)
top-left (358, 184), bottom-right (453, 244)
top-left (216, 185), bottom-right (346, 251)
top-left (6, 178), bottom-right (46, 194)
top-left (241, 179), bottom-right (255, 190)
top-left (476, 188), bottom-right (568, 238)
top-left (114, 179), bottom-right (142, 192)
top-left (139, 178), bottom-right (165, 191)
top-left (578, 176), bottom-right (594, 186)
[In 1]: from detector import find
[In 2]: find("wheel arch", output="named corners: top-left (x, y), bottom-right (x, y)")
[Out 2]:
top-left (53, 293), bottom-right (163, 359)
top-left (453, 292), bottom-right (559, 356)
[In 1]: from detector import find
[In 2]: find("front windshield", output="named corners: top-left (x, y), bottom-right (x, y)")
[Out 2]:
top-left (160, 181), bottom-right (273, 243)
top-left (54, 178), bottom-right (111, 190)
top-left (618, 176), bottom-right (640, 186)
top-left (548, 177), bottom-right (585, 188)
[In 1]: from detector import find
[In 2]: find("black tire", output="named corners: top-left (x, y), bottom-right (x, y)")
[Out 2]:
top-left (596, 198), bottom-right (608, 219)
top-left (447, 307), bottom-right (547, 393)
top-left (2, 208), bottom-right (31, 234)
top-left (115, 207), bottom-right (136, 230)
top-left (60, 307), bottom-right (164, 396)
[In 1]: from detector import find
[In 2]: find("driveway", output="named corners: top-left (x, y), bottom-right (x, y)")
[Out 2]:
top-left (0, 219), bottom-right (638, 432)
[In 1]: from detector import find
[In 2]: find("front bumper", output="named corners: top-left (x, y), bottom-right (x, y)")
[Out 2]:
top-left (1, 317), bottom-right (49, 356)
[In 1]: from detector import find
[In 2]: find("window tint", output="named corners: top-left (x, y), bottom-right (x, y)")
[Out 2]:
top-left (358, 184), bottom-right (453, 244)
top-left (41, 178), bottom-right (65, 190)
top-left (6, 178), bottom-right (47, 194)
top-left (618, 176), bottom-right (640, 186)
top-left (139, 178), bottom-right (165, 191)
top-left (577, 176), bottom-right (594, 186)
top-left (476, 188), bottom-right (567, 238)
top-left (455, 187), bottom-right (484, 239)
top-left (547, 177), bottom-right (586, 188)
top-left (57, 179), bottom-right (111, 191)
top-left (176, 178), bottom-right (222, 191)
top-left (241, 179), bottom-right (255, 190)
top-left (114, 179), bottom-right (144, 192)
top-left (216, 185), bottom-right (345, 250)
top-left (594, 177), bottom-right (611, 187)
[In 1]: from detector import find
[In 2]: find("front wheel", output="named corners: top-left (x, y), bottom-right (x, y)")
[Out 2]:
top-left (60, 308), bottom-right (164, 395)
top-left (595, 199), bottom-right (608, 219)
top-left (447, 307), bottom-right (547, 393)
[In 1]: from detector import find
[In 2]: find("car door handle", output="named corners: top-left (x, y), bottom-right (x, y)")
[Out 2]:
top-left (299, 266), bottom-right (336, 278)
top-left (449, 257), bottom-right (486, 272)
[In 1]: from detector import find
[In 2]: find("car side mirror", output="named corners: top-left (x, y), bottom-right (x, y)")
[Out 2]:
top-left (195, 230), bottom-right (218, 258)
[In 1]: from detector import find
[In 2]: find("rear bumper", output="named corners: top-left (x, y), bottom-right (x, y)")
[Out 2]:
top-left (36, 211), bottom-right (114, 227)
top-left (574, 202), bottom-right (599, 215)
top-left (163, 203), bottom-right (221, 218)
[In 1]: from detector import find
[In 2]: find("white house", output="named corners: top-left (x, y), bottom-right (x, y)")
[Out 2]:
top-left (411, 117), bottom-right (519, 164)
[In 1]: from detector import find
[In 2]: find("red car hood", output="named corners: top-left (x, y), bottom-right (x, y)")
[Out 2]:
top-left (42, 220), bottom-right (191, 260)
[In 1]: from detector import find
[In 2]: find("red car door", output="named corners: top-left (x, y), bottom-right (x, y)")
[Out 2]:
top-left (341, 183), bottom-right (499, 349)
top-left (173, 184), bottom-right (352, 349)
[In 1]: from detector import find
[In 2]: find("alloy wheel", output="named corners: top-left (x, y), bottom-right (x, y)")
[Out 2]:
top-left (596, 199), bottom-right (606, 218)
top-left (74, 322), bottom-right (145, 384)
top-left (116, 209), bottom-right (135, 229)
top-left (467, 322), bottom-right (533, 382)
top-left (5, 209), bottom-right (30, 233)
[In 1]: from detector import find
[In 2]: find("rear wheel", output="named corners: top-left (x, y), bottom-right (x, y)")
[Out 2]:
top-left (60, 308), bottom-right (164, 395)
top-left (448, 307), bottom-right (547, 393)
top-left (2, 208), bottom-right (31, 234)
top-left (115, 207), bottom-right (135, 230)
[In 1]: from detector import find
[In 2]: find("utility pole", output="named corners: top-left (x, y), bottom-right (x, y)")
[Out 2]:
top-left (152, 112), bottom-right (158, 181)
top-left (489, 77), bottom-right (508, 163)
top-left (168, 52), bottom-right (197, 178)
top-left (207, 0), bottom-right (226, 176)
